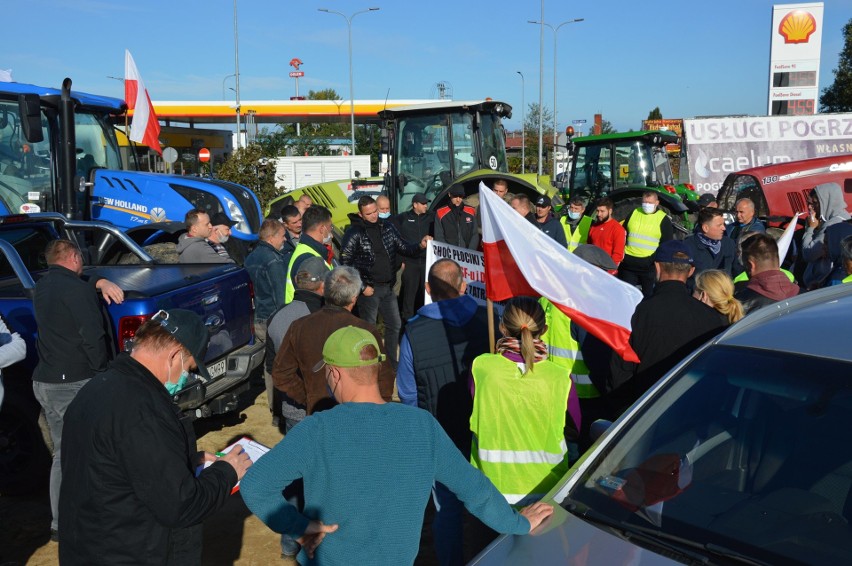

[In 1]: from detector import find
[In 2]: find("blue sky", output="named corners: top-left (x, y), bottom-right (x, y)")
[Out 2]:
top-left (3, 0), bottom-right (851, 133)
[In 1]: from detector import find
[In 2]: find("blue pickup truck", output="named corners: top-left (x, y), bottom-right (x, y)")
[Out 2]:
top-left (0, 213), bottom-right (264, 494)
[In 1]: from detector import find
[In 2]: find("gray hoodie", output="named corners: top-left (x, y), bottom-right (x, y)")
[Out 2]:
top-left (176, 234), bottom-right (235, 264)
top-left (802, 182), bottom-right (851, 286)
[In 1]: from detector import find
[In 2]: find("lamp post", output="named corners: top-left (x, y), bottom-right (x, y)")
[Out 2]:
top-left (516, 71), bottom-right (525, 174)
top-left (222, 74), bottom-right (235, 101)
top-left (528, 17), bottom-right (583, 181)
top-left (318, 7), bottom-right (380, 155)
top-left (233, 0), bottom-right (242, 149)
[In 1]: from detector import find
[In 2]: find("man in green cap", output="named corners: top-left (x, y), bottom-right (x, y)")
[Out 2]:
top-left (242, 326), bottom-right (554, 565)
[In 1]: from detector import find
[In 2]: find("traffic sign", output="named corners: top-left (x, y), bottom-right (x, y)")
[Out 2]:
top-left (289, 71), bottom-right (304, 78)
top-left (162, 147), bottom-right (178, 164)
top-left (572, 119), bottom-right (587, 124)
top-left (198, 148), bottom-right (211, 163)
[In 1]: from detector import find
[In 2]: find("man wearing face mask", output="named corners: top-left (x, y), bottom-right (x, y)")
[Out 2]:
top-left (208, 212), bottom-right (239, 264)
top-left (376, 195), bottom-right (393, 221)
top-left (285, 205), bottom-right (335, 303)
top-left (618, 191), bottom-right (673, 297)
top-left (59, 309), bottom-right (252, 565)
top-left (559, 196), bottom-right (592, 252)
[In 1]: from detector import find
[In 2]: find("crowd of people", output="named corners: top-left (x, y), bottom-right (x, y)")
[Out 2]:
top-left (18, 179), bottom-right (852, 565)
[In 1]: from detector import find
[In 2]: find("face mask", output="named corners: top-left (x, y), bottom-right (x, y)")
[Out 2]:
top-left (323, 231), bottom-right (333, 245)
top-left (378, 212), bottom-right (391, 220)
top-left (325, 368), bottom-right (339, 400)
top-left (642, 203), bottom-right (656, 214)
top-left (165, 353), bottom-right (189, 395)
top-left (568, 211), bottom-right (581, 220)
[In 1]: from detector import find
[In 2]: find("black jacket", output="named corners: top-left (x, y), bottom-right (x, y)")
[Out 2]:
top-left (33, 265), bottom-right (110, 383)
top-left (435, 203), bottom-right (479, 249)
top-left (340, 215), bottom-right (421, 287)
top-left (405, 299), bottom-right (491, 455)
top-left (536, 214), bottom-right (568, 247)
top-left (610, 280), bottom-right (728, 410)
top-left (392, 209), bottom-right (434, 262)
top-left (59, 354), bottom-right (237, 565)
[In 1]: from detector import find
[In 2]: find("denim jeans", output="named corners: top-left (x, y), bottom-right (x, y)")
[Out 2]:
top-left (33, 378), bottom-right (90, 532)
top-left (356, 283), bottom-right (401, 365)
top-left (432, 481), bottom-right (464, 566)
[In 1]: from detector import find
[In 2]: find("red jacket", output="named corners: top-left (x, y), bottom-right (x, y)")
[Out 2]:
top-left (587, 218), bottom-right (626, 273)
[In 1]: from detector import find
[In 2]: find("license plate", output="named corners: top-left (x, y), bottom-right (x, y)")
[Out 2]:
top-left (206, 359), bottom-right (227, 379)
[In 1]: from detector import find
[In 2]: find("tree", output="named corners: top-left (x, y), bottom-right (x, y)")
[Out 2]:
top-left (647, 107), bottom-right (663, 120)
top-left (600, 119), bottom-right (617, 134)
top-left (820, 18), bottom-right (852, 112)
top-left (523, 103), bottom-right (554, 175)
top-left (216, 143), bottom-right (280, 212)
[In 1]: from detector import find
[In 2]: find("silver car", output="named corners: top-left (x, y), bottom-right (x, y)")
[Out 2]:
top-left (472, 284), bottom-right (852, 565)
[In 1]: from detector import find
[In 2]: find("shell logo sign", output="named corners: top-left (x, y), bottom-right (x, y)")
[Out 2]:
top-left (778, 10), bottom-right (817, 44)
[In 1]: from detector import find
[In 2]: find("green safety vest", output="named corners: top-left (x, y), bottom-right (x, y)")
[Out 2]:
top-left (844, 274), bottom-right (852, 284)
top-left (284, 244), bottom-right (331, 303)
top-left (624, 209), bottom-right (666, 258)
top-left (470, 354), bottom-right (572, 505)
top-left (539, 298), bottom-right (598, 399)
top-left (732, 269), bottom-right (796, 284)
top-left (560, 215), bottom-right (592, 252)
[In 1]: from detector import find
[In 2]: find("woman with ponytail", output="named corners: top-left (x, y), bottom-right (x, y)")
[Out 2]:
top-left (693, 270), bottom-right (744, 325)
top-left (469, 296), bottom-right (575, 506)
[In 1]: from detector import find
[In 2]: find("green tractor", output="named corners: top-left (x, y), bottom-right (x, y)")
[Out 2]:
top-left (566, 130), bottom-right (699, 234)
top-left (266, 100), bottom-right (557, 241)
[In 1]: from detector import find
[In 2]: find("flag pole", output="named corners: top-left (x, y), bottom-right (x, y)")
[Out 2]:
top-left (487, 298), bottom-right (496, 354)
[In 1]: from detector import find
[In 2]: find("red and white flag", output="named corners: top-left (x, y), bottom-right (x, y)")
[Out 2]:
top-left (479, 182), bottom-right (643, 362)
top-left (124, 50), bottom-right (162, 155)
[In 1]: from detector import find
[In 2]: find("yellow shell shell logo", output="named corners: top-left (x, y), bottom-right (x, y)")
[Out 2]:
top-left (779, 10), bottom-right (816, 44)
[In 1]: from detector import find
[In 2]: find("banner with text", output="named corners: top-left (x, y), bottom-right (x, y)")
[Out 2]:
top-left (424, 241), bottom-right (504, 315)
top-left (683, 113), bottom-right (852, 194)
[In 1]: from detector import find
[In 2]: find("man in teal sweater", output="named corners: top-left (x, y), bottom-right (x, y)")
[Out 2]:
top-left (241, 326), bottom-right (553, 565)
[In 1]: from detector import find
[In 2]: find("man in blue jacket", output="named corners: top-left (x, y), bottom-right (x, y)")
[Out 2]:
top-left (398, 259), bottom-right (493, 565)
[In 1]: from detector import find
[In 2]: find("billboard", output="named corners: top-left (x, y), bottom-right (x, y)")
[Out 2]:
top-left (683, 114), bottom-right (852, 193)
top-left (641, 119), bottom-right (684, 154)
top-left (768, 3), bottom-right (823, 116)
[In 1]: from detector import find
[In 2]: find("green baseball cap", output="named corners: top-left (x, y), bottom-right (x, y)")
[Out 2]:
top-left (312, 326), bottom-right (386, 372)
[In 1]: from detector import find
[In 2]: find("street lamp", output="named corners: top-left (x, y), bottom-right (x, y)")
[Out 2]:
top-left (528, 17), bottom-right (584, 181)
top-left (222, 74), bottom-right (236, 100)
top-left (318, 7), bottom-right (380, 155)
top-left (516, 71), bottom-right (525, 174)
top-left (233, 0), bottom-right (242, 149)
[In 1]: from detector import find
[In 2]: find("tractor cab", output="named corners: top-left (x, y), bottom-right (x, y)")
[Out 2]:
top-left (379, 100), bottom-right (512, 214)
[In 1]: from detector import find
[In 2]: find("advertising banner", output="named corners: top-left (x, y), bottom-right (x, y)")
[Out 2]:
top-left (683, 114), bottom-right (852, 194)
top-left (642, 119), bottom-right (684, 154)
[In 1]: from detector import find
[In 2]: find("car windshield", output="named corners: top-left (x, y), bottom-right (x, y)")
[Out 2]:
top-left (564, 345), bottom-right (852, 565)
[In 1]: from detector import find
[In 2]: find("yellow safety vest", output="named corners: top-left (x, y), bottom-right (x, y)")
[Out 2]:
top-left (560, 215), bottom-right (592, 252)
top-left (624, 209), bottom-right (666, 258)
top-left (844, 274), bottom-right (852, 284)
top-left (732, 269), bottom-right (796, 284)
top-left (470, 354), bottom-right (572, 505)
top-left (284, 244), bottom-right (331, 303)
top-left (539, 298), bottom-right (598, 399)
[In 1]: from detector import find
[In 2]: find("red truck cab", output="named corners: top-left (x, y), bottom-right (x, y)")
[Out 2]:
top-left (716, 155), bottom-right (852, 225)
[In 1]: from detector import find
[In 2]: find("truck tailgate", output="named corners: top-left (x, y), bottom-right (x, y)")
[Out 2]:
top-left (84, 264), bottom-right (253, 364)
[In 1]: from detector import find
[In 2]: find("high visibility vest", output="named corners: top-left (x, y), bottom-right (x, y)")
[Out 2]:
top-left (624, 209), bottom-right (666, 258)
top-left (732, 269), bottom-right (796, 284)
top-left (284, 244), bottom-right (331, 303)
top-left (470, 354), bottom-right (572, 505)
top-left (539, 298), bottom-right (598, 399)
top-left (844, 274), bottom-right (852, 284)
top-left (560, 215), bottom-right (592, 252)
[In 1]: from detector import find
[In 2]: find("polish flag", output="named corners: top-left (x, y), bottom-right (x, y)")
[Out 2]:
top-left (479, 182), bottom-right (642, 362)
top-left (124, 50), bottom-right (162, 155)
